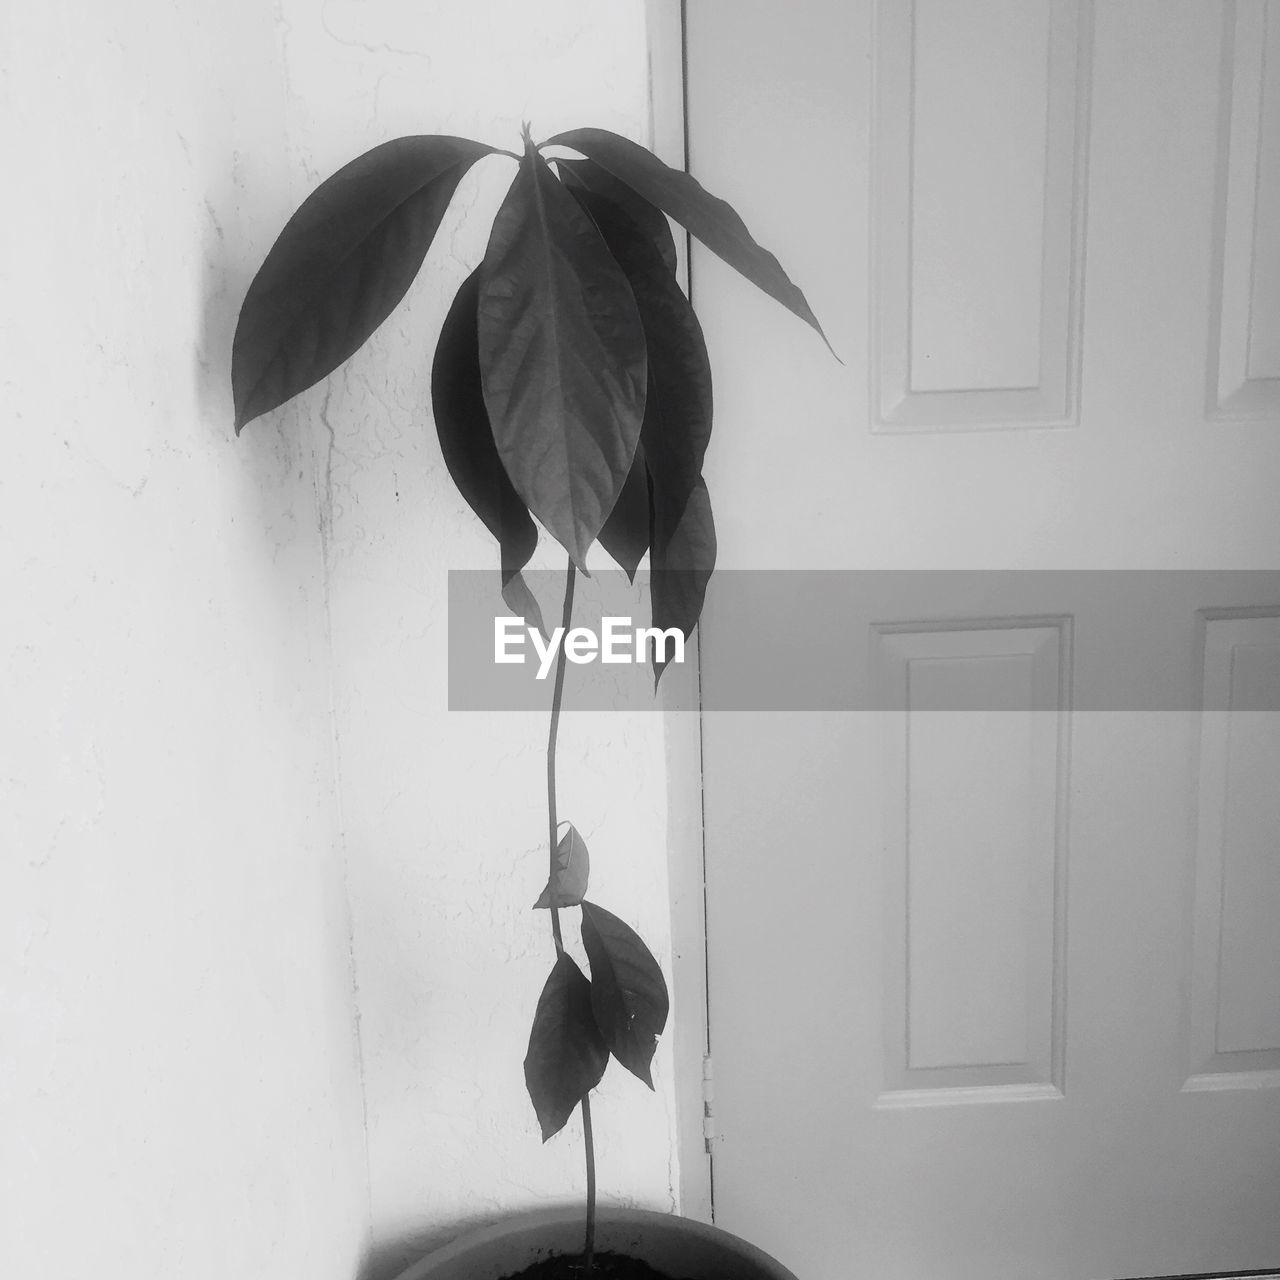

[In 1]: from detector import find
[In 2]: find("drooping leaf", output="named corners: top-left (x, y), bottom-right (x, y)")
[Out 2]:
top-left (597, 440), bottom-right (650, 581)
top-left (524, 953), bottom-right (609, 1141)
top-left (544, 127), bottom-right (833, 355)
top-left (649, 478), bottom-right (716, 686)
top-left (500, 571), bottom-right (547, 643)
top-left (533, 823), bottom-right (590, 909)
top-left (560, 184), bottom-right (681, 580)
top-left (567, 186), bottom-right (713, 535)
top-left (431, 269), bottom-right (543, 634)
top-left (557, 157), bottom-right (678, 275)
top-left (580, 900), bottom-right (669, 1089)
top-left (234, 135), bottom-right (493, 432)
top-left (565, 184), bottom-right (715, 674)
top-left (478, 133), bottom-right (647, 572)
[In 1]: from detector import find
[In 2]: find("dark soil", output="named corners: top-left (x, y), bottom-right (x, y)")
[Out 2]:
top-left (501, 1251), bottom-right (695, 1280)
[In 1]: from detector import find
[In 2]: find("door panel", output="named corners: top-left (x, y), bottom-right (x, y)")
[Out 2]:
top-left (874, 0), bottom-right (1087, 427)
top-left (689, 3), bottom-right (1280, 1277)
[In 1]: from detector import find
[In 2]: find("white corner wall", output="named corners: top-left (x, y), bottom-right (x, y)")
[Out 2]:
top-left (2, 4), bottom-right (368, 1278)
top-left (4, 4), bottom-right (685, 1277)
top-left (271, 2), bottom-right (684, 1272)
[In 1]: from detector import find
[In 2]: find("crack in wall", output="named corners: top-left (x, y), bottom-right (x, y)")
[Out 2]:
top-left (308, 222), bottom-right (374, 1266)
top-left (319, 0), bottom-right (437, 64)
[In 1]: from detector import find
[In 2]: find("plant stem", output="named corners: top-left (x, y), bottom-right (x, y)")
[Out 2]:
top-left (543, 557), bottom-right (597, 1275)
top-left (582, 1094), bottom-right (596, 1270)
top-left (545, 556), bottom-right (577, 957)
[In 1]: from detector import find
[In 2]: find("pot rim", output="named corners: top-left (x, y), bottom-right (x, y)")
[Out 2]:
top-left (392, 1205), bottom-right (799, 1280)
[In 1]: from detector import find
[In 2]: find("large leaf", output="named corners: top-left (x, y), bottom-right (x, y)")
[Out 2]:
top-left (431, 268), bottom-right (544, 634)
top-left (234, 135), bottom-right (493, 432)
top-left (533, 823), bottom-right (590, 909)
top-left (566, 184), bottom-right (715, 675)
top-left (560, 185), bottom-right (673, 580)
top-left (580, 900), bottom-right (669, 1089)
top-left (478, 135), bottom-right (647, 572)
top-left (649, 479), bottom-right (716, 686)
top-left (557, 157), bottom-right (678, 275)
top-left (568, 186), bottom-right (713, 536)
top-left (544, 127), bottom-right (832, 354)
top-left (597, 440), bottom-right (650, 580)
top-left (524, 952), bottom-right (609, 1141)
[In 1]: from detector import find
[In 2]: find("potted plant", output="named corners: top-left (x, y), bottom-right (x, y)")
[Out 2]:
top-left (233, 122), bottom-right (828, 1279)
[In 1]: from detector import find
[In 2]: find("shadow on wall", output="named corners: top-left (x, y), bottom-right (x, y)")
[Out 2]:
top-left (196, 162), bottom-right (253, 436)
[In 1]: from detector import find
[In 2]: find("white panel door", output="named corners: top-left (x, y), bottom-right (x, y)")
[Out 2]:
top-left (688, 3), bottom-right (1280, 1277)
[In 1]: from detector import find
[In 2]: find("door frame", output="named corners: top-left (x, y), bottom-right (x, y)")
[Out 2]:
top-left (645, 0), bottom-right (715, 1226)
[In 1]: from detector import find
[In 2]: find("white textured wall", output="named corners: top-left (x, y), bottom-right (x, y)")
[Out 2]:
top-left (3, 5), bottom-right (679, 1278)
top-left (1, 4), bottom-right (368, 1278)
top-left (271, 2), bottom-right (681, 1273)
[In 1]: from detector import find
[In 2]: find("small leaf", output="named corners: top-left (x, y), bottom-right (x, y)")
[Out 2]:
top-left (478, 133), bottom-right (647, 571)
top-left (534, 823), bottom-right (590, 909)
top-left (557, 157), bottom-right (678, 275)
top-left (501, 571), bottom-right (547, 643)
top-left (524, 953), bottom-right (609, 1141)
top-left (597, 441), bottom-right (650, 581)
top-left (432, 269), bottom-right (541, 626)
top-left (545, 127), bottom-right (834, 355)
top-left (649, 479), bottom-right (716, 686)
top-left (580, 900), bottom-right (670, 1089)
top-left (234, 135), bottom-right (493, 431)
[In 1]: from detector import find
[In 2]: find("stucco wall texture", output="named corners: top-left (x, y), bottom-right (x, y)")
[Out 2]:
top-left (2, 3), bottom-right (678, 1278)
top-left (2, 2), bottom-right (369, 1277)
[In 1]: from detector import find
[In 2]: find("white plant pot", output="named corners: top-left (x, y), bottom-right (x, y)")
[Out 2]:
top-left (392, 1206), bottom-right (799, 1280)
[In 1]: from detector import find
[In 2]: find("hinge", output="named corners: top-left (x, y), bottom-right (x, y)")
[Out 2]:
top-left (701, 1053), bottom-right (717, 1154)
